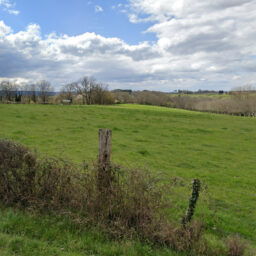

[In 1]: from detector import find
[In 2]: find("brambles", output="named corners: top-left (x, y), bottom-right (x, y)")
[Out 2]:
top-left (0, 139), bottom-right (37, 206)
top-left (0, 139), bottom-right (249, 255)
top-left (0, 139), bottom-right (208, 254)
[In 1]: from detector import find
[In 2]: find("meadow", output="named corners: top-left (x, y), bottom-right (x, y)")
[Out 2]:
top-left (0, 104), bottom-right (255, 255)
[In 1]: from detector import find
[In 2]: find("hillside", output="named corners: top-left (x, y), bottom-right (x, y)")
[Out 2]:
top-left (0, 104), bottom-right (255, 254)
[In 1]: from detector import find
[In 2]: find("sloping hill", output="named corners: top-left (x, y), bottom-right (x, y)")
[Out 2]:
top-left (0, 104), bottom-right (255, 254)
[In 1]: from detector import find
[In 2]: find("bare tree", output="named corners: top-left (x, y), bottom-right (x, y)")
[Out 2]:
top-left (37, 80), bottom-right (52, 103)
top-left (74, 76), bottom-right (96, 104)
top-left (68, 76), bottom-right (114, 105)
top-left (0, 81), bottom-right (18, 102)
top-left (92, 83), bottom-right (114, 104)
top-left (22, 83), bottom-right (37, 103)
top-left (30, 84), bottom-right (37, 103)
top-left (61, 83), bottom-right (76, 102)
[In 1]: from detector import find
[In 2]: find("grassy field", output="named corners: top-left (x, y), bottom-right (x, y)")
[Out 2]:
top-left (0, 104), bottom-right (255, 254)
top-left (0, 207), bottom-right (184, 256)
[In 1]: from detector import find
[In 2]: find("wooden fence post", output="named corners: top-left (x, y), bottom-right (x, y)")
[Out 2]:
top-left (182, 178), bottom-right (201, 227)
top-left (98, 129), bottom-right (112, 191)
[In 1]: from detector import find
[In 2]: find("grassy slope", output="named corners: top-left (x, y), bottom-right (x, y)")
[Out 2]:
top-left (0, 207), bottom-right (182, 256)
top-left (0, 104), bottom-right (255, 251)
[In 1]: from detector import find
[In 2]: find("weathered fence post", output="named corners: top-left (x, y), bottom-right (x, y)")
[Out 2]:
top-left (182, 178), bottom-right (201, 227)
top-left (98, 129), bottom-right (112, 191)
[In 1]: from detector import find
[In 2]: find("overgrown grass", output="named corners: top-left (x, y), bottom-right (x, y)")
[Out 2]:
top-left (0, 139), bottom-right (214, 255)
top-left (0, 207), bottom-right (184, 256)
top-left (0, 104), bottom-right (255, 251)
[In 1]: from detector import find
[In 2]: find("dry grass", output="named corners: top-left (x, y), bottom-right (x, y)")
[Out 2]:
top-left (226, 235), bottom-right (246, 256)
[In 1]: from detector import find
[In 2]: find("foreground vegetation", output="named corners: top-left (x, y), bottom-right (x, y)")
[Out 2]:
top-left (0, 139), bottom-right (212, 255)
top-left (0, 207), bottom-right (184, 256)
top-left (0, 104), bottom-right (255, 254)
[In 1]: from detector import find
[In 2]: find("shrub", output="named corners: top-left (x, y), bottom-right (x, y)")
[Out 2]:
top-left (0, 139), bottom-right (85, 210)
top-left (0, 139), bottom-right (36, 206)
top-left (0, 139), bottom-right (211, 255)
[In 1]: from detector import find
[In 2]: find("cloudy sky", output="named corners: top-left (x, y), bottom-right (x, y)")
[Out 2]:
top-left (0, 0), bottom-right (256, 91)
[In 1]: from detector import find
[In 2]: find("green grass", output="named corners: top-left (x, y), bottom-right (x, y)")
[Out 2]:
top-left (0, 207), bottom-right (183, 256)
top-left (0, 104), bottom-right (256, 253)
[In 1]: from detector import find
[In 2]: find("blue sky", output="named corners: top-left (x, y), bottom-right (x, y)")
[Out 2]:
top-left (0, 0), bottom-right (156, 44)
top-left (0, 0), bottom-right (256, 91)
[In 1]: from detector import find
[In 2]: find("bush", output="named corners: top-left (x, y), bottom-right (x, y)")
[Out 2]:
top-left (1, 139), bottom-right (238, 255)
top-left (0, 140), bottom-right (36, 206)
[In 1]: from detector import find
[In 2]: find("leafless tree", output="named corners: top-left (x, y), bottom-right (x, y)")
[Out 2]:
top-left (22, 83), bottom-right (37, 103)
top-left (92, 83), bottom-right (114, 104)
top-left (61, 83), bottom-right (76, 102)
top-left (37, 80), bottom-right (52, 103)
top-left (74, 76), bottom-right (96, 104)
top-left (0, 81), bottom-right (18, 102)
top-left (63, 76), bottom-right (114, 105)
top-left (30, 84), bottom-right (37, 103)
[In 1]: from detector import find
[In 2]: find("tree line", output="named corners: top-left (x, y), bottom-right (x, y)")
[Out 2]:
top-left (0, 77), bottom-right (114, 105)
top-left (2, 77), bottom-right (256, 116)
top-left (59, 76), bottom-right (113, 105)
top-left (112, 85), bottom-right (256, 116)
top-left (0, 80), bottom-right (54, 104)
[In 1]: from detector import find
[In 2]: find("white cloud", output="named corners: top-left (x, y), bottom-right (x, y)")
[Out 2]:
top-left (0, 21), bottom-right (162, 90)
top-left (0, 77), bottom-right (30, 85)
top-left (95, 5), bottom-right (103, 13)
top-left (124, 0), bottom-right (256, 89)
top-left (0, 0), bottom-right (19, 15)
top-left (0, 0), bottom-right (11, 8)
top-left (232, 75), bottom-right (241, 80)
top-left (7, 9), bottom-right (19, 15)
top-left (0, 20), bottom-right (12, 35)
top-left (1, 0), bottom-right (256, 91)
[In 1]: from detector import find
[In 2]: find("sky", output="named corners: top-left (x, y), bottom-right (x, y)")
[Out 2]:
top-left (0, 0), bottom-right (256, 91)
